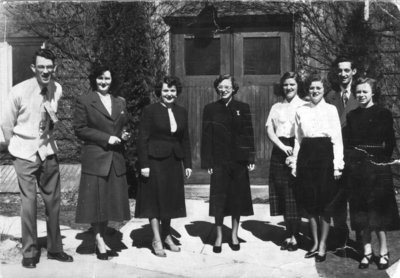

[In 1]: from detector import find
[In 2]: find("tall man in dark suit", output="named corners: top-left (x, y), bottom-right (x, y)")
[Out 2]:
top-left (1, 49), bottom-right (73, 268)
top-left (325, 57), bottom-right (359, 252)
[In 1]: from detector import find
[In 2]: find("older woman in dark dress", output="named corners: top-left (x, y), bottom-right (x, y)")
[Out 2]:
top-left (266, 72), bottom-right (306, 251)
top-left (201, 74), bottom-right (255, 253)
top-left (135, 76), bottom-right (192, 257)
top-left (74, 65), bottom-right (131, 260)
top-left (345, 77), bottom-right (400, 270)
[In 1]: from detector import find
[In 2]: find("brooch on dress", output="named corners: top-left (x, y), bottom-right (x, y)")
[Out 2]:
top-left (236, 110), bottom-right (240, 116)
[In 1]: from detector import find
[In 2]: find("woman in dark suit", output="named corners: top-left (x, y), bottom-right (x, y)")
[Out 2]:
top-left (135, 76), bottom-right (192, 257)
top-left (201, 74), bottom-right (255, 253)
top-left (345, 77), bottom-right (400, 270)
top-left (74, 65), bottom-right (131, 260)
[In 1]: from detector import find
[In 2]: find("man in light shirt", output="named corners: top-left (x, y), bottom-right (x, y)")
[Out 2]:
top-left (1, 49), bottom-right (73, 268)
top-left (325, 56), bottom-right (360, 254)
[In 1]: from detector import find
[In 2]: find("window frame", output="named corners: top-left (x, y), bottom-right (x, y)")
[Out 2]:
top-left (233, 31), bottom-right (292, 86)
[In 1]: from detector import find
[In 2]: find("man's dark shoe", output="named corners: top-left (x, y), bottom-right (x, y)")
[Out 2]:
top-left (22, 257), bottom-right (37, 268)
top-left (47, 251), bottom-right (73, 262)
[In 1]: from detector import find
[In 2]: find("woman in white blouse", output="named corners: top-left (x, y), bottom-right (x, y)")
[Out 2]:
top-left (266, 72), bottom-right (306, 251)
top-left (290, 74), bottom-right (344, 262)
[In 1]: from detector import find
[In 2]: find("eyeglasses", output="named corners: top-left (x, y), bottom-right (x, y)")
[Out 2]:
top-left (36, 65), bottom-right (55, 72)
top-left (217, 86), bottom-right (233, 91)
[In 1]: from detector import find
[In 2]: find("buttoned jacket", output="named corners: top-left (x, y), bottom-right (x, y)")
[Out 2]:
top-left (201, 99), bottom-right (255, 169)
top-left (73, 91), bottom-right (128, 176)
top-left (137, 102), bottom-right (192, 169)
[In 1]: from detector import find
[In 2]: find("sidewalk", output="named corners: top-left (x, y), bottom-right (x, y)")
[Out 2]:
top-left (1, 198), bottom-right (400, 278)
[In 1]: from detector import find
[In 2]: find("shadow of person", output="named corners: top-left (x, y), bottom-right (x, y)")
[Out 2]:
top-left (75, 226), bottom-right (127, 254)
top-left (129, 224), bottom-right (182, 252)
top-left (241, 220), bottom-right (286, 247)
top-left (275, 220), bottom-right (313, 250)
top-left (185, 220), bottom-right (240, 245)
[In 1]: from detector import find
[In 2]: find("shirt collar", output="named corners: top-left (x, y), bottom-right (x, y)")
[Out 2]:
top-left (218, 97), bottom-right (233, 107)
top-left (160, 102), bottom-right (174, 109)
top-left (97, 91), bottom-right (110, 99)
top-left (309, 97), bottom-right (326, 108)
top-left (285, 95), bottom-right (303, 106)
top-left (340, 81), bottom-right (352, 95)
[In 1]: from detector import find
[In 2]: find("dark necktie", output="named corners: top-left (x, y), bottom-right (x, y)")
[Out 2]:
top-left (342, 91), bottom-right (349, 107)
top-left (39, 87), bottom-right (49, 134)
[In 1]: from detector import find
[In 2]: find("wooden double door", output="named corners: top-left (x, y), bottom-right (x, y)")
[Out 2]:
top-left (171, 27), bottom-right (293, 184)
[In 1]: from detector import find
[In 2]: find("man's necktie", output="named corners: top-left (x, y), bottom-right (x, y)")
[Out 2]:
top-left (39, 87), bottom-right (49, 135)
top-left (342, 91), bottom-right (349, 107)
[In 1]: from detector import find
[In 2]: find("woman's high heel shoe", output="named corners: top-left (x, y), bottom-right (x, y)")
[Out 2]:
top-left (152, 240), bottom-right (167, 257)
top-left (358, 253), bottom-right (373, 269)
top-left (304, 250), bottom-right (318, 258)
top-left (164, 236), bottom-right (181, 252)
top-left (212, 245), bottom-right (222, 253)
top-left (315, 253), bottom-right (326, 263)
top-left (106, 249), bottom-right (119, 257)
top-left (95, 246), bottom-right (108, 260)
top-left (377, 253), bottom-right (389, 270)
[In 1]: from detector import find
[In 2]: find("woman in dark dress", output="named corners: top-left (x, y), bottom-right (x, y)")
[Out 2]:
top-left (135, 76), bottom-right (192, 257)
top-left (266, 72), bottom-right (306, 251)
top-left (290, 74), bottom-right (344, 262)
top-left (201, 74), bottom-right (255, 253)
top-left (345, 77), bottom-right (400, 270)
top-left (74, 65), bottom-right (131, 260)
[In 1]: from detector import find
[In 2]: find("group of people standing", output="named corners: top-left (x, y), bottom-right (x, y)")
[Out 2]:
top-left (1, 49), bottom-right (399, 272)
top-left (267, 57), bottom-right (400, 270)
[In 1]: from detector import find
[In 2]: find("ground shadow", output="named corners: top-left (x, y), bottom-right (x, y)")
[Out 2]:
top-left (242, 220), bottom-right (311, 251)
top-left (75, 226), bottom-right (127, 255)
top-left (129, 224), bottom-right (182, 253)
top-left (185, 220), bottom-right (246, 246)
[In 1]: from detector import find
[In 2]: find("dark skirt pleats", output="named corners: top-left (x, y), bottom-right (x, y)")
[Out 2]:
top-left (76, 164), bottom-right (131, 223)
top-left (296, 137), bottom-right (339, 216)
top-left (209, 162), bottom-right (254, 218)
top-left (135, 155), bottom-right (186, 219)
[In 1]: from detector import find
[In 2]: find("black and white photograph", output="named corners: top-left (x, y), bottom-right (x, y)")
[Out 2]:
top-left (1, 0), bottom-right (400, 277)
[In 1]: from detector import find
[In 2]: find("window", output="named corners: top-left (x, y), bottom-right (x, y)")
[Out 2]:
top-left (185, 38), bottom-right (220, 76)
top-left (243, 37), bottom-right (280, 75)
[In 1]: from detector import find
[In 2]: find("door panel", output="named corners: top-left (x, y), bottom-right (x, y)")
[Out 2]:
top-left (172, 29), bottom-right (292, 184)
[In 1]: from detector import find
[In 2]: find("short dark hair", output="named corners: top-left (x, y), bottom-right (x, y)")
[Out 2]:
top-left (88, 64), bottom-right (116, 93)
top-left (213, 74), bottom-right (239, 95)
top-left (278, 71), bottom-right (305, 98)
top-left (334, 56), bottom-right (356, 70)
top-left (354, 77), bottom-right (380, 101)
top-left (305, 73), bottom-right (328, 93)
top-left (32, 48), bottom-right (56, 65)
top-left (154, 76), bottom-right (183, 97)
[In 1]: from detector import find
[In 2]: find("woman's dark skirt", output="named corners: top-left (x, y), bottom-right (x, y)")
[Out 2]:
top-left (135, 154), bottom-right (186, 219)
top-left (269, 137), bottom-right (300, 221)
top-left (209, 162), bottom-right (254, 218)
top-left (296, 137), bottom-right (339, 217)
top-left (76, 163), bottom-right (131, 223)
top-left (346, 148), bottom-right (400, 231)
